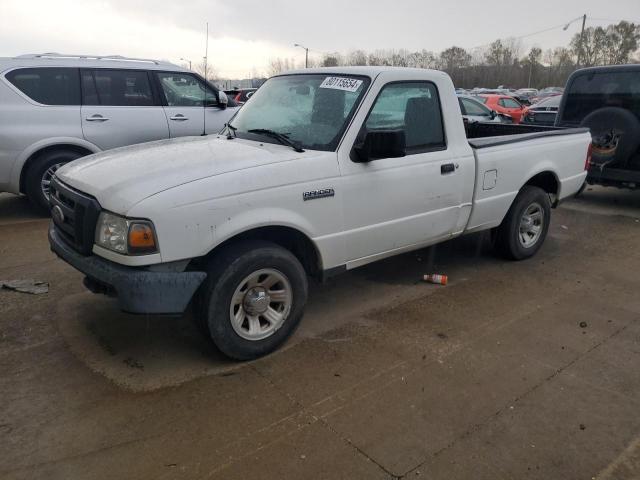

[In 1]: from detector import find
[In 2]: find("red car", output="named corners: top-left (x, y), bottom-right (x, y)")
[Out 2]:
top-left (478, 94), bottom-right (526, 123)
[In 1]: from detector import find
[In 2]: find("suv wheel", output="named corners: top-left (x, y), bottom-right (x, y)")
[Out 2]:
top-left (195, 240), bottom-right (308, 360)
top-left (25, 149), bottom-right (84, 212)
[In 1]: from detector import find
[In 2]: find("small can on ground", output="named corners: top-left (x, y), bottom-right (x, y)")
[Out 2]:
top-left (423, 274), bottom-right (448, 285)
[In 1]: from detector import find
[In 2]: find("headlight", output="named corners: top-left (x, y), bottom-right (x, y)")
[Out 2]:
top-left (95, 212), bottom-right (158, 255)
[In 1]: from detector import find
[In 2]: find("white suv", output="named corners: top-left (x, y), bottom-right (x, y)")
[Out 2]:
top-left (0, 53), bottom-right (238, 211)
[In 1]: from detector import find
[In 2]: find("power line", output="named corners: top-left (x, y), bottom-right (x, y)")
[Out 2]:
top-left (466, 15), bottom-right (639, 52)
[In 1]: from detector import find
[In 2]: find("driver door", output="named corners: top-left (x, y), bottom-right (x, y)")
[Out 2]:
top-left (338, 78), bottom-right (470, 265)
top-left (154, 72), bottom-right (225, 137)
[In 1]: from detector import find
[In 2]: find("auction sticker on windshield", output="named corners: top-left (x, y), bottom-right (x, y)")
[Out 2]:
top-left (319, 77), bottom-right (363, 92)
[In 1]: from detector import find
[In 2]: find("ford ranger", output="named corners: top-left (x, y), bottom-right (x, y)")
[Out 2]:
top-left (48, 67), bottom-right (591, 360)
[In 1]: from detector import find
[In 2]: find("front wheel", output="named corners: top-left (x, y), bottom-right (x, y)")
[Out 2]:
top-left (24, 149), bottom-right (84, 213)
top-left (195, 240), bottom-right (308, 360)
top-left (494, 186), bottom-right (551, 260)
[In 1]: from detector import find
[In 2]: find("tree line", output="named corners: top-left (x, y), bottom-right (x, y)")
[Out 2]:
top-left (268, 21), bottom-right (640, 88)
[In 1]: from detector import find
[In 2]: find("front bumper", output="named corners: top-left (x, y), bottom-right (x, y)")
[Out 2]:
top-left (49, 224), bottom-right (207, 315)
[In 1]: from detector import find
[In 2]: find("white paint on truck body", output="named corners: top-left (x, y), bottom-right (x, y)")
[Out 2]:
top-left (55, 66), bottom-right (589, 271)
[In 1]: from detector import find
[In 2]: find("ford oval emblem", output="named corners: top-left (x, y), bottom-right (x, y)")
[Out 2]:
top-left (52, 205), bottom-right (65, 224)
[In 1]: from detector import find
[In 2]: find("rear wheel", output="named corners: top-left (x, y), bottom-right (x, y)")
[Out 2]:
top-left (195, 240), bottom-right (308, 360)
top-left (24, 149), bottom-right (84, 212)
top-left (494, 186), bottom-right (551, 260)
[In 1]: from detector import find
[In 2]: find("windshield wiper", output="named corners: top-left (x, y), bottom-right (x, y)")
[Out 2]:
top-left (247, 128), bottom-right (305, 153)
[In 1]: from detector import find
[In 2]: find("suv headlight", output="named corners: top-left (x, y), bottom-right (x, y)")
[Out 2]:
top-left (95, 212), bottom-right (158, 255)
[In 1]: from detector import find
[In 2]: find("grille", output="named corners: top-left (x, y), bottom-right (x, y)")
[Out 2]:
top-left (50, 177), bottom-right (101, 255)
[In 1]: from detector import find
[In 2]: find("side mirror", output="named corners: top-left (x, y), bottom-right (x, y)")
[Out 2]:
top-left (489, 110), bottom-right (497, 119)
top-left (353, 130), bottom-right (406, 162)
top-left (217, 91), bottom-right (228, 109)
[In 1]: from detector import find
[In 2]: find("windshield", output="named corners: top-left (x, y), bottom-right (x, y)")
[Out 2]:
top-left (228, 74), bottom-right (370, 151)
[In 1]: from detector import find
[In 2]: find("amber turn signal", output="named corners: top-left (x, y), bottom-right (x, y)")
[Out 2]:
top-left (128, 223), bottom-right (157, 254)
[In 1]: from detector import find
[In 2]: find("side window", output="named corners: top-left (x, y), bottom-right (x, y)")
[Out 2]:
top-left (6, 67), bottom-right (80, 105)
top-left (82, 69), bottom-right (154, 106)
top-left (500, 97), bottom-right (521, 109)
top-left (462, 97), bottom-right (490, 116)
top-left (458, 97), bottom-right (467, 115)
top-left (156, 72), bottom-right (217, 107)
top-left (365, 82), bottom-right (445, 151)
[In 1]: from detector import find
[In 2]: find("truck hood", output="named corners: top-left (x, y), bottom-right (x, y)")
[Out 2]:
top-left (56, 136), bottom-right (306, 213)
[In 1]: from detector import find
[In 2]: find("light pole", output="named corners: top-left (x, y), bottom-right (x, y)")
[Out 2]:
top-left (563, 14), bottom-right (587, 66)
top-left (180, 57), bottom-right (192, 70)
top-left (294, 43), bottom-right (309, 68)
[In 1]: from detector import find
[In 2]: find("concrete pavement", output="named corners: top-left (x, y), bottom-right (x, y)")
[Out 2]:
top-left (1, 187), bottom-right (639, 479)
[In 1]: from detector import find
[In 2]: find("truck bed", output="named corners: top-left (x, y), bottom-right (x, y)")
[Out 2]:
top-left (465, 122), bottom-right (589, 149)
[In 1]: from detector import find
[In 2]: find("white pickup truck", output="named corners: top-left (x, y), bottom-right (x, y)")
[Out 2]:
top-left (48, 67), bottom-right (590, 359)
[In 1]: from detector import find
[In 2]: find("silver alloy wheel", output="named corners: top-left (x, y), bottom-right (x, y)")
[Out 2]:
top-left (519, 202), bottom-right (544, 248)
top-left (41, 162), bottom-right (65, 201)
top-left (229, 268), bottom-right (293, 341)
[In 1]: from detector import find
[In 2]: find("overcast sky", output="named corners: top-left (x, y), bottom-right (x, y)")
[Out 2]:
top-left (1, 0), bottom-right (639, 78)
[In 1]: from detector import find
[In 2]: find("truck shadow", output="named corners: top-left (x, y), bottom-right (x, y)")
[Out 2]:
top-left (564, 185), bottom-right (640, 218)
top-left (54, 231), bottom-right (501, 392)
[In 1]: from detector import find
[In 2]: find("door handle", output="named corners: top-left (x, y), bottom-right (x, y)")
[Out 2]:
top-left (169, 114), bottom-right (189, 121)
top-left (85, 115), bottom-right (109, 122)
top-left (441, 163), bottom-right (457, 174)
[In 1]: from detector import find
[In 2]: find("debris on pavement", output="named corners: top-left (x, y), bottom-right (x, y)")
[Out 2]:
top-left (579, 321), bottom-right (588, 328)
top-left (0, 279), bottom-right (49, 295)
top-left (561, 225), bottom-right (569, 230)
top-left (423, 274), bottom-right (448, 285)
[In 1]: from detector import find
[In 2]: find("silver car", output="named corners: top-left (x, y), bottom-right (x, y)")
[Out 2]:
top-left (0, 53), bottom-right (238, 211)
top-left (457, 95), bottom-right (510, 124)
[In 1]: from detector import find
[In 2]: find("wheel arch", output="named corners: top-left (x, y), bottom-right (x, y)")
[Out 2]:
top-left (193, 225), bottom-right (324, 279)
top-left (522, 170), bottom-right (560, 207)
top-left (16, 139), bottom-right (99, 193)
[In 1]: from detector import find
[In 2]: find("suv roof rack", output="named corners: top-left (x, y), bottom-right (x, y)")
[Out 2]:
top-left (15, 53), bottom-right (172, 66)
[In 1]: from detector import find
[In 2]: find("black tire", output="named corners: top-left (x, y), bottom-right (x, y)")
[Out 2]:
top-left (24, 149), bottom-right (84, 212)
top-left (195, 240), bottom-right (308, 360)
top-left (580, 107), bottom-right (640, 168)
top-left (494, 186), bottom-right (551, 261)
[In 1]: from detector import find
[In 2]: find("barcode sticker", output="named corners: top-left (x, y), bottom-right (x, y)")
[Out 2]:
top-left (319, 77), bottom-right (363, 92)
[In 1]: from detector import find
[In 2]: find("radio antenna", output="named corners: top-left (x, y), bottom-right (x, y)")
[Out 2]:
top-left (202, 21), bottom-right (209, 136)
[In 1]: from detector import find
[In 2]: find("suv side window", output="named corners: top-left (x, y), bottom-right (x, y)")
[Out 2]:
top-left (5, 67), bottom-right (80, 105)
top-left (365, 82), bottom-right (445, 152)
top-left (155, 72), bottom-right (217, 107)
top-left (81, 69), bottom-right (154, 106)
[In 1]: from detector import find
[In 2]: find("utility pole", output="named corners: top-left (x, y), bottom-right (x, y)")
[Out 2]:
top-left (577, 14), bottom-right (587, 66)
top-left (294, 43), bottom-right (309, 68)
top-left (564, 15), bottom-right (588, 67)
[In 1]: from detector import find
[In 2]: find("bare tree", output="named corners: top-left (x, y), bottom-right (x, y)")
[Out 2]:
top-left (438, 46), bottom-right (471, 71)
top-left (321, 53), bottom-right (342, 67)
top-left (194, 59), bottom-right (218, 82)
top-left (346, 50), bottom-right (368, 66)
top-left (267, 57), bottom-right (296, 76)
